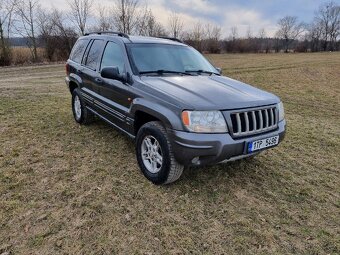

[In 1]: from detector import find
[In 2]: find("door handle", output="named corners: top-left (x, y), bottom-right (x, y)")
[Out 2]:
top-left (95, 78), bottom-right (103, 84)
top-left (77, 69), bottom-right (83, 74)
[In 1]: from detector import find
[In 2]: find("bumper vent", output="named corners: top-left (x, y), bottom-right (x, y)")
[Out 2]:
top-left (230, 106), bottom-right (278, 137)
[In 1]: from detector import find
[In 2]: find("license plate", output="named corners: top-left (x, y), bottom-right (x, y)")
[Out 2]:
top-left (248, 135), bottom-right (279, 153)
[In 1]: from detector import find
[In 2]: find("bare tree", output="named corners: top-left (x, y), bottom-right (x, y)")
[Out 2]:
top-left (329, 4), bottom-right (340, 49)
top-left (306, 20), bottom-right (323, 51)
top-left (15, 0), bottom-right (40, 62)
top-left (135, 5), bottom-right (150, 35)
top-left (68, 0), bottom-right (93, 35)
top-left (205, 23), bottom-right (221, 53)
top-left (193, 22), bottom-right (204, 40)
top-left (276, 16), bottom-right (305, 52)
top-left (315, 1), bottom-right (340, 51)
top-left (136, 7), bottom-right (165, 37)
top-left (168, 12), bottom-right (183, 38)
top-left (246, 25), bottom-right (252, 39)
top-left (112, 0), bottom-right (139, 34)
top-left (0, 0), bottom-right (16, 65)
top-left (148, 10), bottom-right (165, 37)
top-left (37, 7), bottom-right (77, 61)
top-left (151, 22), bottom-right (167, 37)
top-left (230, 26), bottom-right (238, 40)
top-left (37, 7), bottom-right (55, 60)
top-left (51, 8), bottom-right (77, 55)
top-left (226, 26), bottom-right (238, 52)
top-left (0, 0), bottom-right (15, 39)
top-left (258, 28), bottom-right (271, 53)
top-left (258, 28), bottom-right (266, 39)
top-left (191, 22), bottom-right (204, 51)
top-left (95, 4), bottom-right (113, 31)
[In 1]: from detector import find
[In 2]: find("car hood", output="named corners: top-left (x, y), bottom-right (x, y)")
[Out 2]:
top-left (140, 75), bottom-right (280, 110)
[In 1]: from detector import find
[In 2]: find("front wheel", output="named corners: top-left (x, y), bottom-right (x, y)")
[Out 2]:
top-left (136, 121), bottom-right (184, 185)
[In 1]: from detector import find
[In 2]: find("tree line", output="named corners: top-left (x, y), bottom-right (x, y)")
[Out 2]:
top-left (0, 0), bottom-right (339, 66)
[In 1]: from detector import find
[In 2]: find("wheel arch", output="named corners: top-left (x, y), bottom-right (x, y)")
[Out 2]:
top-left (69, 81), bottom-right (79, 94)
top-left (134, 110), bottom-right (161, 135)
top-left (130, 99), bottom-right (183, 135)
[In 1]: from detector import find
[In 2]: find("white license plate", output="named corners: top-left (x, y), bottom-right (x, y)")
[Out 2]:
top-left (248, 135), bottom-right (279, 153)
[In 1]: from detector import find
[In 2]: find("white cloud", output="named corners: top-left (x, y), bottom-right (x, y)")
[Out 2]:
top-left (39, 0), bottom-right (278, 37)
top-left (221, 7), bottom-right (277, 38)
top-left (39, 0), bottom-right (69, 11)
top-left (146, 2), bottom-right (215, 30)
top-left (169, 0), bottom-right (219, 15)
top-left (143, 1), bottom-right (278, 37)
top-left (146, 2), bottom-right (277, 37)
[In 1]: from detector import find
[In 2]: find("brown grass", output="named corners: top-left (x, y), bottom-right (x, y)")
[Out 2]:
top-left (0, 53), bottom-right (339, 254)
top-left (10, 47), bottom-right (46, 65)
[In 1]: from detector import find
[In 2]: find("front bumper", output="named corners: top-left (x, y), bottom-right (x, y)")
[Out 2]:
top-left (169, 120), bottom-right (286, 166)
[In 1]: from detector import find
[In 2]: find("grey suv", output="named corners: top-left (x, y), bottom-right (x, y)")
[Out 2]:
top-left (65, 32), bottom-right (286, 185)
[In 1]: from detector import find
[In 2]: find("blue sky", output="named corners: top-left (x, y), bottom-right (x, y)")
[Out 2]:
top-left (41, 0), bottom-right (338, 37)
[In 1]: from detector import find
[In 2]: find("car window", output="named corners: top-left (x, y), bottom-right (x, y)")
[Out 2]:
top-left (85, 39), bottom-right (104, 70)
top-left (127, 44), bottom-right (216, 74)
top-left (70, 39), bottom-right (90, 64)
top-left (100, 42), bottom-right (125, 74)
top-left (129, 45), bottom-right (180, 72)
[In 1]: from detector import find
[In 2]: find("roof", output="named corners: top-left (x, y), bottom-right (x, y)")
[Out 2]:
top-left (84, 32), bottom-right (186, 46)
top-left (127, 36), bottom-right (184, 45)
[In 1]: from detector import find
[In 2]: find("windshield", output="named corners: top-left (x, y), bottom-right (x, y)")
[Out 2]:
top-left (127, 43), bottom-right (218, 75)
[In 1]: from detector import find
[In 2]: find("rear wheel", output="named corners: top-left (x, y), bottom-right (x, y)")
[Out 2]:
top-left (72, 88), bottom-right (94, 124)
top-left (136, 121), bottom-right (184, 185)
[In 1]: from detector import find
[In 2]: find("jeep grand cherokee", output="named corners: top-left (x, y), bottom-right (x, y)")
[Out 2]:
top-left (65, 32), bottom-right (286, 185)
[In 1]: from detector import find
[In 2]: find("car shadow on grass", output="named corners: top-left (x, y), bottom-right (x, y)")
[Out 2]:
top-left (86, 119), bottom-right (274, 192)
top-left (182, 156), bottom-right (265, 182)
top-left (169, 157), bottom-right (278, 202)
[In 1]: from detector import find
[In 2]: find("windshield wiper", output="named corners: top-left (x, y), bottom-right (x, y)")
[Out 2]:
top-left (185, 70), bottom-right (219, 76)
top-left (139, 70), bottom-right (193, 76)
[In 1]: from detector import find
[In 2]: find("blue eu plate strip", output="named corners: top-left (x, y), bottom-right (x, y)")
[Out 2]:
top-left (248, 142), bottom-right (253, 153)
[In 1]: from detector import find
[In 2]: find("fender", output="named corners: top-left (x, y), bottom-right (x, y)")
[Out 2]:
top-left (69, 72), bottom-right (82, 88)
top-left (130, 98), bottom-right (184, 130)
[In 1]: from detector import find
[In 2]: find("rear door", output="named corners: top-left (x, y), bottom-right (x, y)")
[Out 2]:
top-left (81, 39), bottom-right (105, 102)
top-left (68, 38), bottom-right (90, 87)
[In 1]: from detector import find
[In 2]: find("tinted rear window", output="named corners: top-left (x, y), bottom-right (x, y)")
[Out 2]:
top-left (85, 40), bottom-right (104, 70)
top-left (70, 39), bottom-right (90, 63)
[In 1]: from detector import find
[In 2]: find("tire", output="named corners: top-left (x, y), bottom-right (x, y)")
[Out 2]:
top-left (71, 88), bottom-right (94, 124)
top-left (136, 121), bottom-right (184, 185)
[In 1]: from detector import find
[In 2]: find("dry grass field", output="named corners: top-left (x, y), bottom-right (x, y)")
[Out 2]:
top-left (10, 48), bottom-right (46, 65)
top-left (0, 53), bottom-right (339, 254)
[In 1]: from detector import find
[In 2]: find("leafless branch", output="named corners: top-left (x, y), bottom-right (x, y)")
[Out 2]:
top-left (68, 0), bottom-right (93, 35)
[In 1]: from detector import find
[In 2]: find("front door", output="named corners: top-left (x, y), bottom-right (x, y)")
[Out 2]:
top-left (97, 41), bottom-right (134, 132)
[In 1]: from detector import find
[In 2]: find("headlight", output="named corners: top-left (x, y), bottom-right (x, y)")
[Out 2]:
top-left (278, 102), bottom-right (285, 121)
top-left (181, 110), bottom-right (228, 133)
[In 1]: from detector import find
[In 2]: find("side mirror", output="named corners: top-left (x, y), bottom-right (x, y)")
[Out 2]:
top-left (101, 66), bottom-right (126, 83)
top-left (216, 67), bottom-right (222, 75)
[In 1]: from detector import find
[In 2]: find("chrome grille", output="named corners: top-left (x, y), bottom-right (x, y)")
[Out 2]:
top-left (230, 107), bottom-right (278, 137)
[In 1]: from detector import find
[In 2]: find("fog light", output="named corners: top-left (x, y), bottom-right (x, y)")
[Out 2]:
top-left (192, 157), bottom-right (200, 164)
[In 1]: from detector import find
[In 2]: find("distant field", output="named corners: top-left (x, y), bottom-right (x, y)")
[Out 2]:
top-left (0, 53), bottom-right (339, 254)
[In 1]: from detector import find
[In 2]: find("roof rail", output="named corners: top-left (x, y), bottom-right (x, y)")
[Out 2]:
top-left (157, 37), bottom-right (184, 43)
top-left (84, 31), bottom-right (130, 39)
